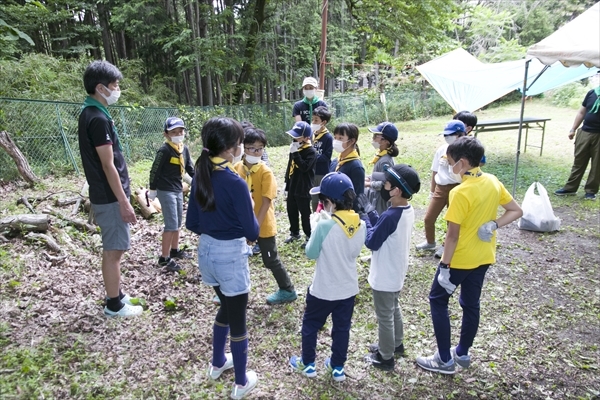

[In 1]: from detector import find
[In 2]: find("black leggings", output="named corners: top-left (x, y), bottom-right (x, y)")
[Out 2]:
top-left (214, 286), bottom-right (248, 336)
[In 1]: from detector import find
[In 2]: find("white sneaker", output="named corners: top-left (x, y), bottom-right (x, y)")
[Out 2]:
top-left (416, 241), bottom-right (436, 251)
top-left (230, 370), bottom-right (258, 399)
top-left (104, 303), bottom-right (143, 318)
top-left (121, 294), bottom-right (134, 305)
top-left (207, 353), bottom-right (234, 380)
top-left (434, 246), bottom-right (444, 258)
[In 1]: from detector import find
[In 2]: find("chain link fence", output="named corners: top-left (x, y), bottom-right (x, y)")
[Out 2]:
top-left (0, 90), bottom-right (451, 180)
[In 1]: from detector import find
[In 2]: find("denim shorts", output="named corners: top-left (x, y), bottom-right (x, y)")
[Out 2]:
top-left (198, 234), bottom-right (253, 296)
top-left (91, 202), bottom-right (130, 251)
top-left (157, 190), bottom-right (183, 231)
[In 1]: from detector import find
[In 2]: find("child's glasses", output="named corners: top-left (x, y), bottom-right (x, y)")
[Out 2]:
top-left (245, 146), bottom-right (264, 154)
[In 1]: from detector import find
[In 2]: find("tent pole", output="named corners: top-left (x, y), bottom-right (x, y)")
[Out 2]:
top-left (512, 59), bottom-right (530, 197)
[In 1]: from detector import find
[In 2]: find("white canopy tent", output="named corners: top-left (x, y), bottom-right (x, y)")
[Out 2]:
top-left (514, 2), bottom-right (600, 195)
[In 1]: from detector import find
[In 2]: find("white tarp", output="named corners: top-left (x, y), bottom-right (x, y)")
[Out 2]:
top-left (416, 48), bottom-right (597, 112)
top-left (527, 2), bottom-right (600, 67)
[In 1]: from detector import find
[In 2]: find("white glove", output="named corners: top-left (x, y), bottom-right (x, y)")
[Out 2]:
top-left (310, 210), bottom-right (331, 231)
top-left (477, 221), bottom-right (498, 242)
top-left (284, 191), bottom-right (288, 200)
top-left (183, 173), bottom-right (192, 185)
top-left (147, 190), bottom-right (157, 201)
top-left (428, 192), bottom-right (434, 200)
top-left (437, 263), bottom-right (456, 295)
top-left (290, 142), bottom-right (300, 153)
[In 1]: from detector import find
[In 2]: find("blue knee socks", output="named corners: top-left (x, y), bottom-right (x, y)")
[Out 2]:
top-left (212, 322), bottom-right (229, 367)
top-left (231, 334), bottom-right (248, 386)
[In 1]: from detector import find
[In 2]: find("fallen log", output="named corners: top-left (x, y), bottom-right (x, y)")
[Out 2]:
top-left (0, 214), bottom-right (49, 232)
top-left (0, 131), bottom-right (38, 185)
top-left (55, 197), bottom-right (79, 207)
top-left (25, 232), bottom-right (61, 253)
top-left (43, 208), bottom-right (96, 233)
top-left (71, 182), bottom-right (89, 216)
top-left (134, 188), bottom-right (159, 219)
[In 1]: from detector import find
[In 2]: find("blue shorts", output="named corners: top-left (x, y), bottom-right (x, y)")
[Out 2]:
top-left (157, 190), bottom-right (183, 231)
top-left (198, 234), bottom-right (253, 296)
top-left (91, 202), bottom-right (130, 251)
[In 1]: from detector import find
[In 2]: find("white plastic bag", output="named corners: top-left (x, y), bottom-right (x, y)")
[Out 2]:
top-left (518, 182), bottom-right (561, 232)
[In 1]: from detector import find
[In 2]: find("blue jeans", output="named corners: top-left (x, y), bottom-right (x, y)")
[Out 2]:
top-left (429, 264), bottom-right (490, 354)
top-left (301, 289), bottom-right (355, 367)
top-left (197, 234), bottom-right (253, 297)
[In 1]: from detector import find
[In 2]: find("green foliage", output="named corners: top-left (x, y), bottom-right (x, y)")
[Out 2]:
top-left (549, 81), bottom-right (593, 108)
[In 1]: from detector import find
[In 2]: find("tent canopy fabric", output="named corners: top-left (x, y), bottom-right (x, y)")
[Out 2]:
top-left (527, 2), bottom-right (600, 68)
top-left (416, 48), bottom-right (597, 112)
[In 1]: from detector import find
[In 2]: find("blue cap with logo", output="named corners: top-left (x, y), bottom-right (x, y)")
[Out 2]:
top-left (309, 172), bottom-right (355, 202)
top-left (441, 120), bottom-right (466, 136)
top-left (369, 122), bottom-right (398, 142)
top-left (164, 117), bottom-right (186, 131)
top-left (286, 121), bottom-right (312, 139)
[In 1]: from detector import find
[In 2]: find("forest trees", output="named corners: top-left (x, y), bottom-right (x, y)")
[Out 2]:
top-left (0, 0), bottom-right (596, 106)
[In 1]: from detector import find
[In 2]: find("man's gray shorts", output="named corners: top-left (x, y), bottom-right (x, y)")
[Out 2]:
top-left (157, 189), bottom-right (183, 232)
top-left (91, 202), bottom-right (130, 251)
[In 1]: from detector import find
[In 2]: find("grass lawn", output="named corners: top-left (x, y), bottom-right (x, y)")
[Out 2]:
top-left (0, 99), bottom-right (598, 399)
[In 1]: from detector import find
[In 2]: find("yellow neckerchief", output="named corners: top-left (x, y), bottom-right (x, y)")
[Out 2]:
top-left (331, 210), bottom-right (361, 238)
top-left (335, 149), bottom-right (360, 171)
top-left (462, 166), bottom-right (483, 182)
top-left (166, 141), bottom-right (184, 176)
top-left (288, 141), bottom-right (312, 178)
top-left (314, 127), bottom-right (328, 142)
top-left (210, 156), bottom-right (239, 176)
top-left (241, 160), bottom-right (261, 192)
top-left (369, 148), bottom-right (388, 165)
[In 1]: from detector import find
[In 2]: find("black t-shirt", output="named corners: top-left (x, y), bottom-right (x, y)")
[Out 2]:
top-left (149, 143), bottom-right (195, 192)
top-left (292, 98), bottom-right (328, 123)
top-left (78, 106), bottom-right (131, 204)
top-left (582, 88), bottom-right (600, 133)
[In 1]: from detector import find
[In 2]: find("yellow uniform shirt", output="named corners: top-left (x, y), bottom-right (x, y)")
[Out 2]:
top-left (234, 162), bottom-right (278, 238)
top-left (444, 168), bottom-right (513, 269)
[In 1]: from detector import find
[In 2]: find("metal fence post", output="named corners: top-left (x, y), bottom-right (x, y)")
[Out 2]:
top-left (55, 104), bottom-right (80, 174)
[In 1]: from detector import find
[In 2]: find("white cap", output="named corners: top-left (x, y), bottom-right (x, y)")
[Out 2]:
top-left (302, 77), bottom-right (318, 88)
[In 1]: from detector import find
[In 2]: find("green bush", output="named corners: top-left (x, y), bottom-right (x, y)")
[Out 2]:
top-left (549, 81), bottom-right (592, 109)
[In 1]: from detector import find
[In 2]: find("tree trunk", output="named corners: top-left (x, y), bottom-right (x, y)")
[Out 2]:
top-left (96, 2), bottom-right (114, 64)
top-left (0, 131), bottom-right (39, 185)
top-left (234, 0), bottom-right (269, 103)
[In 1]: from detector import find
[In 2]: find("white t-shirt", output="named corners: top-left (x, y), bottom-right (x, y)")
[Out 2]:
top-left (431, 143), bottom-right (462, 185)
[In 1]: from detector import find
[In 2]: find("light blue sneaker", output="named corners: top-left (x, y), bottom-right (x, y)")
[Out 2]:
top-left (266, 289), bottom-right (298, 305)
top-left (289, 355), bottom-right (317, 378)
top-left (451, 347), bottom-right (471, 369)
top-left (324, 357), bottom-right (345, 382)
top-left (416, 351), bottom-right (456, 374)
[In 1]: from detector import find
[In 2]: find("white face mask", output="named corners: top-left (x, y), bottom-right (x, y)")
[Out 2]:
top-left (311, 123), bottom-right (322, 133)
top-left (371, 141), bottom-right (381, 150)
top-left (448, 160), bottom-right (461, 175)
top-left (100, 85), bottom-right (121, 105)
top-left (244, 154), bottom-right (261, 164)
top-left (170, 135), bottom-right (184, 144)
top-left (333, 139), bottom-right (347, 153)
top-left (303, 89), bottom-right (315, 99)
top-left (445, 135), bottom-right (457, 145)
top-left (230, 144), bottom-right (243, 164)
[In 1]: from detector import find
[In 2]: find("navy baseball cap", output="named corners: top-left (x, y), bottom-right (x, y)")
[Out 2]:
top-left (164, 117), bottom-right (185, 131)
top-left (441, 120), bottom-right (466, 136)
top-left (384, 164), bottom-right (421, 197)
top-left (309, 172), bottom-right (355, 202)
top-left (369, 122), bottom-right (398, 142)
top-left (286, 121), bottom-right (312, 139)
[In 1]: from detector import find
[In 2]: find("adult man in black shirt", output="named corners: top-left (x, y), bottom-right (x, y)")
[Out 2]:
top-left (78, 60), bottom-right (142, 317)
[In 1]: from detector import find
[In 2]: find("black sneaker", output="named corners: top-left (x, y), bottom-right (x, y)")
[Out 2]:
top-left (364, 351), bottom-right (395, 371)
top-left (284, 234), bottom-right (301, 244)
top-left (584, 193), bottom-right (597, 200)
top-left (170, 248), bottom-right (192, 259)
top-left (368, 342), bottom-right (405, 357)
top-left (554, 188), bottom-right (577, 196)
top-left (165, 259), bottom-right (182, 272)
top-left (300, 238), bottom-right (309, 249)
top-left (158, 256), bottom-right (170, 266)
